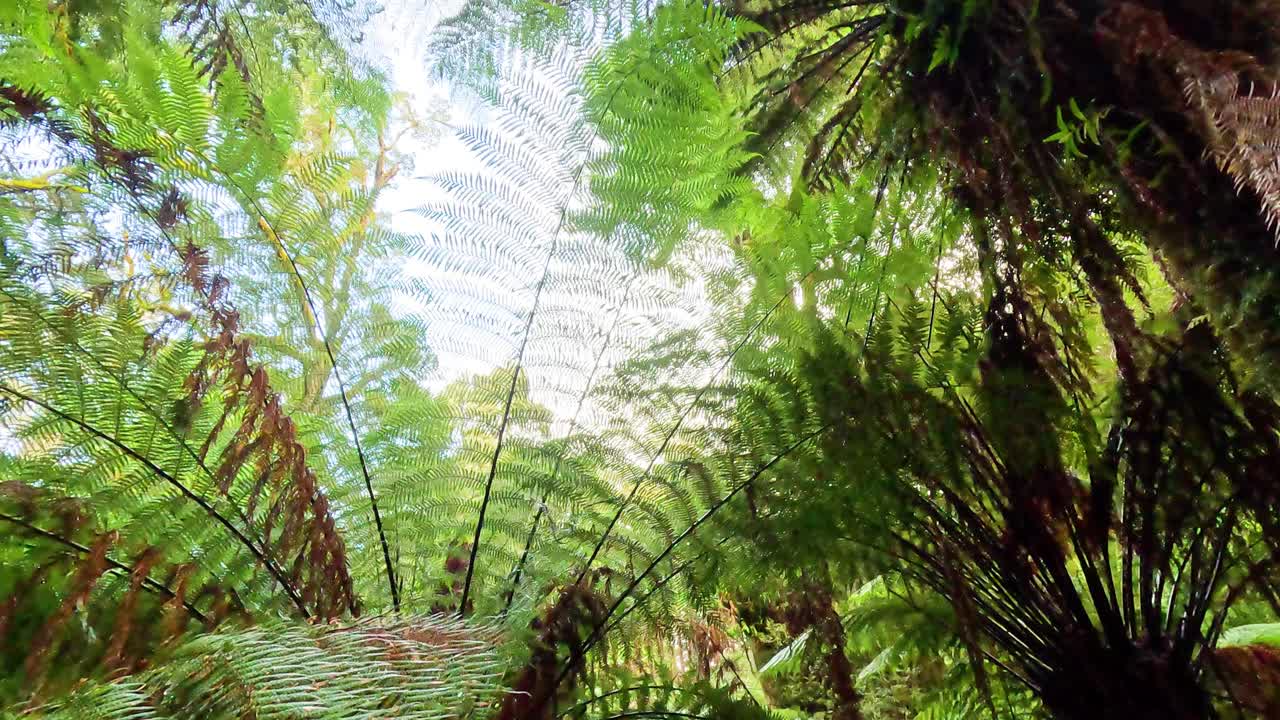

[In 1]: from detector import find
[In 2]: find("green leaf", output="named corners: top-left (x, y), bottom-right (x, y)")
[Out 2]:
top-left (1220, 624), bottom-right (1280, 648)
top-left (1069, 97), bottom-right (1085, 121)
top-left (758, 629), bottom-right (811, 677)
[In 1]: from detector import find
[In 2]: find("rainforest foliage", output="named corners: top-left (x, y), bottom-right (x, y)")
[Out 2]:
top-left (1, 0), bottom-right (1279, 718)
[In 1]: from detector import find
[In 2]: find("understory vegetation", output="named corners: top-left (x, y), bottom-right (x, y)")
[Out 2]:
top-left (1, 0), bottom-right (1278, 718)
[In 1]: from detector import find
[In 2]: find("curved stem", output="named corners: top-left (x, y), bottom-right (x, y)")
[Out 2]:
top-left (557, 424), bottom-right (831, 690)
top-left (503, 278), bottom-right (638, 612)
top-left (0, 383), bottom-right (309, 617)
top-left (0, 512), bottom-right (209, 624)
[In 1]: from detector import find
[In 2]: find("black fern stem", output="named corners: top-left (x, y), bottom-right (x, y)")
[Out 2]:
top-left (465, 36), bottom-right (688, 613)
top-left (593, 707), bottom-right (706, 712)
top-left (841, 169), bottom-right (891, 329)
top-left (273, 244), bottom-right (399, 612)
top-left (236, 197), bottom-right (400, 613)
top-left (503, 279), bottom-right (637, 612)
top-left (504, 500), bottom-right (547, 612)
top-left (0, 512), bottom-right (210, 624)
top-left (100, 169), bottom-right (362, 617)
top-left (601, 539), bottom-right (731, 637)
top-left (0, 283), bottom-right (312, 595)
top-left (556, 423), bottom-right (833, 689)
top-left (459, 161), bottom-right (583, 617)
top-left (0, 383), bottom-right (310, 618)
top-left (0, 285), bottom-right (278, 547)
top-left (0, 285), bottom-right (220, 480)
top-left (926, 239), bottom-right (943, 350)
top-left (557, 685), bottom-right (688, 718)
top-left (39, 121), bottom-right (352, 616)
top-left (576, 266), bottom-right (820, 583)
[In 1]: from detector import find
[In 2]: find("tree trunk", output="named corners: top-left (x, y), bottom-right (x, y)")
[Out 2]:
top-left (785, 581), bottom-right (864, 720)
top-left (1042, 646), bottom-right (1212, 720)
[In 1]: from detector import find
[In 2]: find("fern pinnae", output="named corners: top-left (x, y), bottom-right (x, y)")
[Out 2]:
top-left (576, 256), bottom-right (827, 582)
top-left (150, 106), bottom-right (396, 610)
top-left (249, 207), bottom-right (400, 612)
top-left (80, 161), bottom-right (357, 615)
top-left (458, 145), bottom-right (587, 617)
top-left (0, 510), bottom-right (209, 624)
top-left (454, 31), bottom-right (684, 613)
top-left (0, 284), bottom-right (222, 487)
top-left (93, 35), bottom-right (396, 612)
top-left (601, 537), bottom-right (733, 640)
top-left (0, 382), bottom-right (310, 616)
top-left (503, 276), bottom-right (638, 612)
top-left (557, 421), bottom-right (835, 690)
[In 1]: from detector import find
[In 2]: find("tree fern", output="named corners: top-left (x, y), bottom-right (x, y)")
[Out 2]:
top-left (3, 0), bottom-right (1280, 719)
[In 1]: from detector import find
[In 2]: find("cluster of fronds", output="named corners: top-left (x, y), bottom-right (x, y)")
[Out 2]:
top-left (4, 0), bottom-right (1280, 719)
top-left (27, 614), bottom-right (506, 720)
top-left (1184, 70), bottom-right (1280, 238)
top-left (0, 481), bottom-right (219, 699)
top-left (0, 0), bottom-right (417, 710)
top-left (179, 242), bottom-right (358, 618)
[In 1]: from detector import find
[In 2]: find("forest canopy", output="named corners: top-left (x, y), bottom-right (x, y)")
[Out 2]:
top-left (1, 0), bottom-right (1278, 718)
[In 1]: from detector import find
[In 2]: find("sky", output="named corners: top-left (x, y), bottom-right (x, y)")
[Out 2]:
top-left (348, 0), bottom-right (730, 451)
top-left (359, 0), bottom-right (479, 228)
top-left (358, 0), bottom-right (505, 388)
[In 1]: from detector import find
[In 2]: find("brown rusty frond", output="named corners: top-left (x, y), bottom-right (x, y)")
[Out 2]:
top-left (179, 242), bottom-right (358, 619)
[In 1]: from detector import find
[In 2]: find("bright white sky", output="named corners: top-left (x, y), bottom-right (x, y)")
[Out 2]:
top-left (360, 0), bottom-right (476, 229)
top-left (355, 1), bottom-right (709, 434)
top-left (359, 0), bottom-right (503, 389)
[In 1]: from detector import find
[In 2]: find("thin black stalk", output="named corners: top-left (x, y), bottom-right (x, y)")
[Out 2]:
top-left (719, 0), bottom-right (885, 80)
top-left (556, 685), bottom-right (685, 718)
top-left (4, 58), bottom-right (360, 615)
top-left (599, 707), bottom-right (711, 712)
top-left (26, 128), bottom-right (340, 615)
top-left (503, 279), bottom-right (637, 613)
top-left (2, 288), bottom-right (324, 609)
top-left (231, 192), bottom-right (397, 613)
top-left (575, 285), bottom-right (792, 582)
top-left (558, 424), bottom-right (831, 689)
top-left (0, 512), bottom-right (209, 624)
top-left (459, 33), bottom-right (699, 612)
top-left (808, 46), bottom-right (881, 186)
top-left (459, 150), bottom-right (582, 618)
top-left (0, 285), bottom-right (258, 525)
top-left (844, 166), bottom-right (891, 329)
top-left (578, 244), bottom-right (857, 583)
top-left (0, 383), bottom-right (309, 617)
top-left (601, 540), bottom-right (731, 638)
top-left (926, 232), bottom-right (944, 349)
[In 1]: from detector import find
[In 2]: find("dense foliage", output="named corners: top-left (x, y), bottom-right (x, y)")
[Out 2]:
top-left (1, 0), bottom-right (1278, 718)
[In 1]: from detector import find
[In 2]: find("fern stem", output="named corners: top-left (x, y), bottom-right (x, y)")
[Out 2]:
top-left (14, 103), bottom-right (355, 616)
top-left (0, 283), bottom-right (302, 581)
top-left (459, 164), bottom-right (576, 616)
top-left (555, 685), bottom-right (687, 719)
top-left (467, 22), bottom-right (723, 612)
top-left (559, 423), bottom-right (832, 689)
top-left (577, 268), bottom-right (815, 583)
top-left (503, 278), bottom-right (637, 612)
top-left (460, 51), bottom-right (656, 613)
top-left (103, 169), bottom-right (360, 616)
top-left (0, 512), bottom-right (209, 624)
top-left (0, 285), bottom-right (240, 515)
top-left (926, 236), bottom-right (944, 350)
top-left (0, 383), bottom-right (310, 618)
top-left (593, 707), bottom-right (706, 712)
top-left (236, 196), bottom-right (398, 613)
